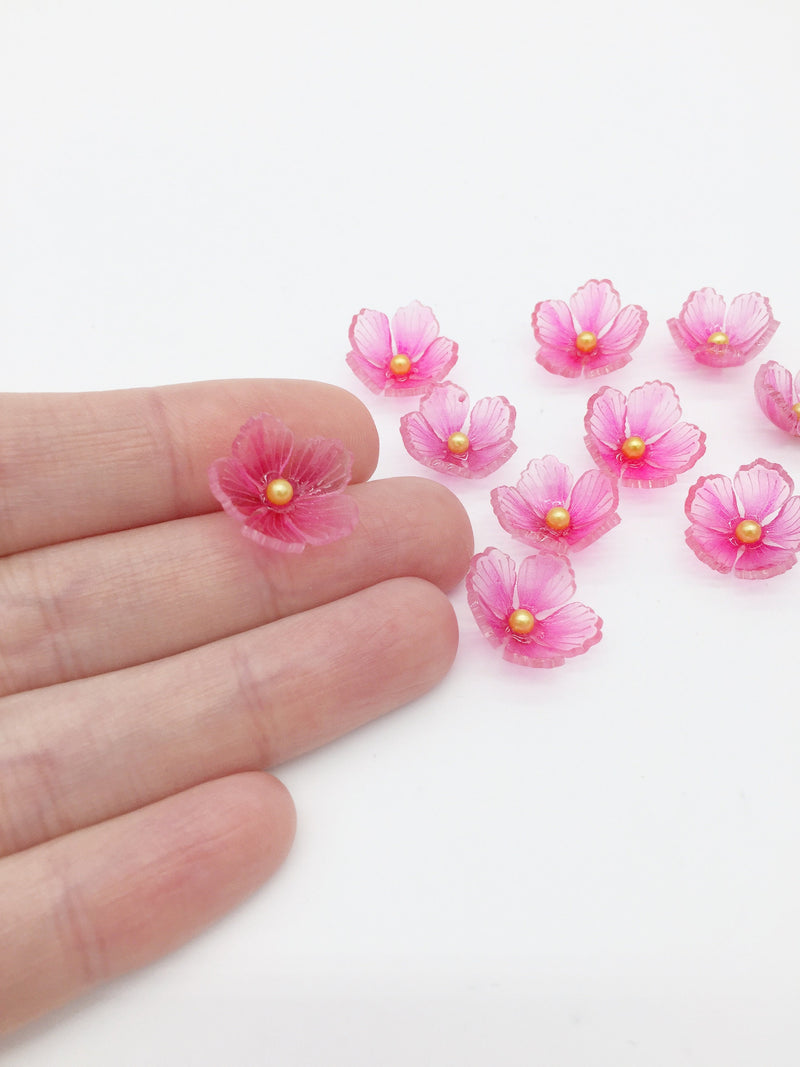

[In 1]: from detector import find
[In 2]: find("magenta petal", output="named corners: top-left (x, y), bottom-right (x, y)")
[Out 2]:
top-left (281, 493), bottom-right (359, 546)
top-left (685, 521), bottom-right (740, 574)
top-left (724, 292), bottom-right (779, 358)
top-left (764, 495), bottom-right (800, 550)
top-left (595, 303), bottom-right (648, 358)
top-left (530, 602), bottom-right (603, 657)
top-left (516, 552), bottom-right (575, 615)
top-left (671, 288), bottom-right (726, 352)
top-left (418, 382), bottom-right (469, 437)
top-left (521, 455), bottom-right (573, 510)
top-left (466, 548), bottom-right (518, 644)
top-left (566, 468), bottom-right (620, 549)
top-left (392, 300), bottom-right (440, 359)
top-left (349, 308), bottom-right (393, 367)
top-left (585, 387), bottom-right (626, 473)
top-left (569, 279), bottom-right (620, 335)
top-left (532, 299), bottom-right (576, 349)
top-left (399, 411), bottom-right (449, 463)
top-left (625, 381), bottom-right (681, 441)
top-left (209, 457), bottom-right (263, 520)
top-left (286, 436), bottom-right (353, 495)
top-left (733, 541), bottom-right (798, 579)
top-left (733, 459), bottom-right (793, 523)
top-left (231, 413), bottom-right (294, 482)
top-left (467, 395), bottom-right (515, 452)
top-left (536, 344), bottom-right (586, 378)
top-left (412, 335), bottom-right (458, 386)
top-left (685, 473), bottom-right (740, 533)
top-left (754, 361), bottom-right (800, 435)
top-left (638, 421), bottom-right (706, 479)
top-left (490, 484), bottom-right (553, 548)
top-left (241, 506), bottom-right (309, 553)
top-left (345, 350), bottom-right (394, 394)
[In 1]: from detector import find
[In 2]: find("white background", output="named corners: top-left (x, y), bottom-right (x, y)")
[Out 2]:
top-left (2, 1), bottom-right (800, 1063)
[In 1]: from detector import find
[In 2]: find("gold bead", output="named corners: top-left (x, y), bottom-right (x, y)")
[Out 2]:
top-left (389, 353), bottom-right (412, 377)
top-left (793, 402), bottom-right (800, 418)
top-left (264, 477), bottom-right (294, 506)
top-left (508, 608), bottom-right (535, 635)
top-left (575, 330), bottom-right (598, 354)
top-left (545, 506), bottom-right (571, 531)
top-left (735, 518), bottom-right (762, 544)
top-left (447, 431), bottom-right (470, 455)
top-left (707, 331), bottom-right (729, 346)
top-left (621, 435), bottom-right (646, 460)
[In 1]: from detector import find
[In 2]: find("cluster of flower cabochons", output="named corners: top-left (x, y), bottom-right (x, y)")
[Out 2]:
top-left (209, 281), bottom-right (800, 669)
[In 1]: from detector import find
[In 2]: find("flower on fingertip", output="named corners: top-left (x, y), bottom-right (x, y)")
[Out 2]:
top-left (532, 278), bottom-right (648, 379)
top-left (466, 548), bottom-right (602, 668)
top-left (754, 361), bottom-right (800, 437)
top-left (668, 287), bottom-right (779, 367)
top-left (685, 459), bottom-right (800, 580)
top-left (491, 456), bottom-right (620, 553)
top-left (400, 382), bottom-right (517, 479)
top-left (208, 413), bottom-right (358, 553)
top-left (584, 380), bottom-right (706, 488)
top-left (346, 300), bottom-right (458, 396)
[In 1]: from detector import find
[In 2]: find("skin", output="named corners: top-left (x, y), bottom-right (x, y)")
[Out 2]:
top-left (0, 379), bottom-right (474, 1035)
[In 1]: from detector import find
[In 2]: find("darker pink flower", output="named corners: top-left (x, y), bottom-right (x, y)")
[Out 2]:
top-left (685, 459), bottom-right (800, 580)
top-left (668, 288), bottom-right (779, 367)
top-left (584, 380), bottom-right (706, 488)
top-left (491, 456), bottom-right (619, 553)
top-left (208, 413), bottom-right (358, 553)
top-left (346, 300), bottom-right (458, 396)
top-left (532, 278), bottom-right (648, 378)
top-left (754, 361), bottom-right (800, 437)
top-left (400, 382), bottom-right (516, 479)
top-left (466, 548), bottom-right (602, 668)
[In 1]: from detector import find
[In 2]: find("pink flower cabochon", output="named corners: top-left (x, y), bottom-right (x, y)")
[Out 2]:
top-left (532, 278), bottom-right (648, 379)
top-left (400, 381), bottom-right (516, 479)
top-left (346, 300), bottom-right (458, 396)
top-left (208, 412), bottom-right (359, 553)
top-left (685, 459), bottom-right (800, 579)
top-left (584, 380), bottom-right (706, 488)
top-left (754, 361), bottom-right (800, 437)
top-left (668, 288), bottom-right (779, 368)
top-left (491, 456), bottom-right (619, 553)
top-left (466, 547), bottom-right (602, 668)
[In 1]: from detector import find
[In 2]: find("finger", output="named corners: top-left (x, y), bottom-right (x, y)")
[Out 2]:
top-left (0, 477), bottom-right (472, 697)
top-left (0, 577), bottom-right (457, 857)
top-left (0, 772), bottom-right (295, 1036)
top-left (0, 379), bottom-right (379, 556)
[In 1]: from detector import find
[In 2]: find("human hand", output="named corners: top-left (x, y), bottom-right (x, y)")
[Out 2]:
top-left (0, 379), bottom-right (473, 1034)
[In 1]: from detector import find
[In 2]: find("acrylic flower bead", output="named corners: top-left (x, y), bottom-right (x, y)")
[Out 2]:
top-left (399, 381), bottom-right (516, 479)
top-left (667, 288), bottom-right (779, 368)
top-left (346, 299), bottom-right (458, 396)
top-left (491, 456), bottom-right (620, 553)
top-left (466, 548), bottom-right (602, 667)
top-left (684, 459), bottom-right (800, 579)
top-left (208, 413), bottom-right (359, 553)
top-left (584, 380), bottom-right (706, 488)
top-left (532, 278), bottom-right (648, 378)
top-left (754, 361), bottom-right (800, 437)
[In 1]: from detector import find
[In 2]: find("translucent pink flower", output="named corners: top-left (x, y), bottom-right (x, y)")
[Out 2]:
top-left (346, 300), bottom-right (458, 396)
top-left (584, 380), bottom-right (706, 488)
top-left (466, 548), bottom-right (602, 668)
top-left (684, 459), bottom-right (800, 580)
top-left (754, 361), bottom-right (800, 437)
top-left (667, 287), bottom-right (779, 367)
top-left (491, 456), bottom-right (619, 553)
top-left (399, 382), bottom-right (516, 479)
top-left (532, 278), bottom-right (648, 379)
top-left (208, 413), bottom-right (358, 553)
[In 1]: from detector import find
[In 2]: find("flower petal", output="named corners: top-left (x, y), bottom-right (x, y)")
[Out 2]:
top-left (733, 459), bottom-right (793, 524)
top-left (535, 344), bottom-right (587, 378)
top-left (764, 495), bottom-right (800, 551)
top-left (584, 386), bottom-right (627, 474)
top-left (490, 484), bottom-right (556, 549)
top-left (630, 421), bottom-right (706, 484)
top-left (411, 335), bottom-right (459, 388)
top-left (285, 436), bottom-right (353, 495)
top-left (532, 299), bottom-right (576, 349)
top-left (345, 350), bottom-right (394, 394)
top-left (516, 552), bottom-right (575, 616)
top-left (280, 493), bottom-right (360, 547)
top-left (530, 602), bottom-right (603, 656)
top-left (230, 413), bottom-right (294, 482)
top-left (724, 292), bottom-right (779, 358)
top-left (668, 287), bottom-right (726, 353)
top-left (685, 473), bottom-right (740, 534)
top-left (625, 381), bottom-right (681, 441)
top-left (466, 395), bottom-right (516, 453)
top-left (466, 548), bottom-right (518, 645)
top-left (208, 457), bottom-right (263, 520)
top-left (684, 521), bottom-right (740, 573)
top-left (348, 308), bottom-right (393, 367)
top-left (755, 361), bottom-right (798, 433)
top-left (594, 302), bottom-right (648, 358)
top-left (569, 279), bottom-right (620, 334)
top-left (733, 542), bottom-right (797, 579)
top-left (241, 506), bottom-right (309, 553)
top-left (399, 411), bottom-right (449, 464)
top-left (392, 300), bottom-right (441, 359)
top-left (566, 468), bottom-right (620, 549)
top-left (418, 382), bottom-right (469, 438)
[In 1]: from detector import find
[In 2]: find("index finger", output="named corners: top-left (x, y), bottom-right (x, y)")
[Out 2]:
top-left (0, 379), bottom-right (379, 555)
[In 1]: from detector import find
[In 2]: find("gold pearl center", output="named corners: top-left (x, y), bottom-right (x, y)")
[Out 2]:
top-left (621, 435), bottom-right (646, 460)
top-left (545, 506), bottom-right (571, 531)
top-left (707, 331), bottom-right (729, 346)
top-left (447, 431), bottom-right (470, 455)
top-left (575, 330), bottom-right (598, 354)
top-left (735, 518), bottom-right (762, 544)
top-left (264, 477), bottom-right (294, 507)
top-left (793, 402), bottom-right (800, 417)
top-left (389, 353), bottom-right (412, 377)
top-left (508, 608), bottom-right (535, 635)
